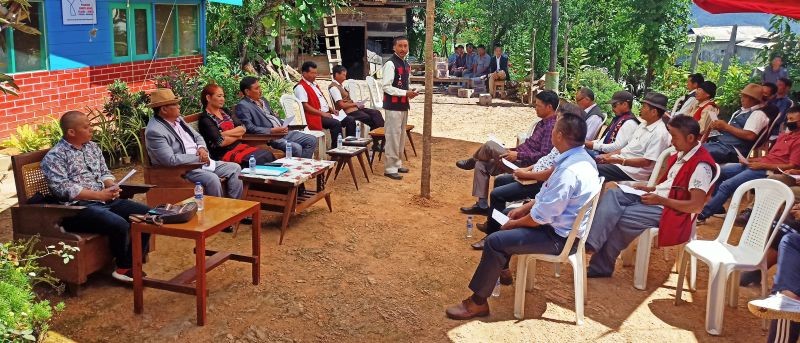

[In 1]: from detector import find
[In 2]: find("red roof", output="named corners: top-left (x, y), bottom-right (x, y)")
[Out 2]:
top-left (693, 0), bottom-right (800, 20)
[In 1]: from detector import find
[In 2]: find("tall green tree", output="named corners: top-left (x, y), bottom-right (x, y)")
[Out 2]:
top-left (206, 0), bottom-right (345, 68)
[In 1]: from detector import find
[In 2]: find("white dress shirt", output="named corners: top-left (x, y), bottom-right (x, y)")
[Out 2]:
top-left (591, 117), bottom-right (638, 153)
top-left (293, 78), bottom-right (330, 112)
top-left (584, 104), bottom-right (603, 140)
top-left (652, 143), bottom-right (714, 200)
top-left (615, 119), bottom-right (672, 181)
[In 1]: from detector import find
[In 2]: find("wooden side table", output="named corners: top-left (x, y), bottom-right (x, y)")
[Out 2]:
top-left (131, 196), bottom-right (261, 326)
top-left (240, 157), bottom-right (335, 244)
top-left (342, 137), bottom-right (374, 173)
top-left (325, 146), bottom-right (370, 190)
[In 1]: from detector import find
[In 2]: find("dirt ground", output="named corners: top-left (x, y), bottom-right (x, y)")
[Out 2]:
top-left (0, 94), bottom-right (768, 342)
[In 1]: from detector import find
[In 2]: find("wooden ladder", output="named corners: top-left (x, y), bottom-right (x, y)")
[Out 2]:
top-left (322, 12), bottom-right (342, 73)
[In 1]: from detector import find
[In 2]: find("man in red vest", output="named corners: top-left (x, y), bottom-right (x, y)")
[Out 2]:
top-left (585, 116), bottom-right (716, 278)
top-left (293, 61), bottom-right (356, 148)
top-left (381, 36), bottom-right (419, 180)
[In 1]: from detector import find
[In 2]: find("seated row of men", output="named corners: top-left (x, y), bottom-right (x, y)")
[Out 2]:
top-left (446, 79), bottom-right (800, 319)
top-left (37, 63), bottom-right (391, 283)
top-left (448, 43), bottom-right (510, 97)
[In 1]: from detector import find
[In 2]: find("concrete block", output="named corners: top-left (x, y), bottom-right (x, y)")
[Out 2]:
top-left (458, 88), bottom-right (474, 98)
top-left (447, 86), bottom-right (462, 96)
top-left (478, 94), bottom-right (492, 106)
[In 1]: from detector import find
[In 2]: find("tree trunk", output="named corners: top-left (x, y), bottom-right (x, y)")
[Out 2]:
top-left (614, 55), bottom-right (622, 82)
top-left (644, 53), bottom-right (655, 93)
top-left (421, 0), bottom-right (435, 199)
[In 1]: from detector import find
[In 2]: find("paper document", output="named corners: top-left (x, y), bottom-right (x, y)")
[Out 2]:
top-left (201, 159), bottom-right (216, 172)
top-left (618, 184), bottom-right (647, 197)
top-left (492, 209), bottom-right (509, 226)
top-left (502, 158), bottom-right (519, 171)
top-left (116, 169), bottom-right (136, 186)
top-left (487, 134), bottom-right (505, 147)
top-left (282, 115), bottom-right (295, 127)
top-left (734, 148), bottom-right (747, 164)
top-left (333, 111), bottom-right (347, 122)
top-left (779, 168), bottom-right (800, 181)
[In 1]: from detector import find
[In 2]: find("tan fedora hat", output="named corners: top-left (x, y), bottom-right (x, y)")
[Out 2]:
top-left (148, 88), bottom-right (181, 108)
top-left (740, 83), bottom-right (763, 101)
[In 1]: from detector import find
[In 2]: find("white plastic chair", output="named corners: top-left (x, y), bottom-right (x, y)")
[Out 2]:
top-left (365, 76), bottom-right (383, 110)
top-left (343, 79), bottom-right (369, 138)
top-left (513, 178), bottom-right (604, 325)
top-left (630, 157), bottom-right (721, 291)
top-left (674, 178), bottom-right (795, 335)
top-left (279, 94), bottom-right (328, 160)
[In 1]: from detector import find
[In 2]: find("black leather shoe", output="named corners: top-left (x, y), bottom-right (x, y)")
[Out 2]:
top-left (476, 222), bottom-right (488, 233)
top-left (222, 226), bottom-right (234, 233)
top-left (471, 238), bottom-right (485, 250)
top-left (460, 204), bottom-right (489, 215)
top-left (398, 167), bottom-right (409, 173)
top-left (240, 217), bottom-right (253, 225)
top-left (384, 173), bottom-right (403, 180)
top-left (456, 159), bottom-right (476, 170)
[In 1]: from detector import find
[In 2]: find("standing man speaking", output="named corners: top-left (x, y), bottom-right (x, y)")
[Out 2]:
top-left (381, 36), bottom-right (419, 180)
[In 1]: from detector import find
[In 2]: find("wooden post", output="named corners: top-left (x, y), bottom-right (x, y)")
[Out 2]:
top-left (690, 35), bottom-right (703, 73)
top-left (563, 22), bottom-right (571, 92)
top-left (421, 0), bottom-right (435, 199)
top-left (718, 25), bottom-right (738, 87)
top-left (530, 28), bottom-right (537, 105)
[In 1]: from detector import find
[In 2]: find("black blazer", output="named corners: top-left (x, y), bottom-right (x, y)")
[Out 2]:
top-left (488, 55), bottom-right (510, 78)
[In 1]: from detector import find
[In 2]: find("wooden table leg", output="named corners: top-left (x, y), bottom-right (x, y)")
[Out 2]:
top-left (132, 225), bottom-right (144, 315)
top-left (406, 130), bottom-right (417, 156)
top-left (332, 157), bottom-right (345, 181)
top-left (346, 158), bottom-right (359, 190)
top-left (195, 237), bottom-right (207, 326)
top-left (279, 186), bottom-right (298, 245)
top-left (356, 153), bottom-right (370, 182)
top-left (251, 206), bottom-right (260, 285)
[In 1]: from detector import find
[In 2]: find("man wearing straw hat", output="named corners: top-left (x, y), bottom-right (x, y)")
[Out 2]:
top-left (145, 88), bottom-right (243, 200)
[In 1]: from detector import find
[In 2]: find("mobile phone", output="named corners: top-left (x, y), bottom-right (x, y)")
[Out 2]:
top-left (264, 162), bottom-right (283, 167)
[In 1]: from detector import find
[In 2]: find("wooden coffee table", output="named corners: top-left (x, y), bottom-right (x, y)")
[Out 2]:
top-left (240, 157), bottom-right (336, 244)
top-left (131, 196), bottom-right (261, 326)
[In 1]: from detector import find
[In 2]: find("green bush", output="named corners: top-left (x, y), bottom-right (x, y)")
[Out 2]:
top-left (153, 68), bottom-right (205, 115)
top-left (1, 118), bottom-right (63, 153)
top-left (0, 239), bottom-right (77, 342)
top-left (96, 81), bottom-right (151, 165)
top-left (566, 67), bottom-right (624, 116)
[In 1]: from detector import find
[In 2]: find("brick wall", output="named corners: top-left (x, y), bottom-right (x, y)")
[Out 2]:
top-left (0, 55), bottom-right (203, 139)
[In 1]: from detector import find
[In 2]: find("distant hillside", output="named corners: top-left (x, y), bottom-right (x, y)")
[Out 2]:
top-left (691, 3), bottom-right (799, 31)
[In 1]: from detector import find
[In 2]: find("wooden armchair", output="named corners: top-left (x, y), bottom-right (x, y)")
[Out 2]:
top-left (141, 113), bottom-right (285, 205)
top-left (11, 149), bottom-right (152, 295)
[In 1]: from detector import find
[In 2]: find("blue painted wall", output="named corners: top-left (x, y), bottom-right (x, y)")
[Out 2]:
top-left (44, 0), bottom-right (205, 71)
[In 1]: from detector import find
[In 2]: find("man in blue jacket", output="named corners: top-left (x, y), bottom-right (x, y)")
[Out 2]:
top-left (236, 76), bottom-right (317, 159)
top-left (487, 45), bottom-right (509, 98)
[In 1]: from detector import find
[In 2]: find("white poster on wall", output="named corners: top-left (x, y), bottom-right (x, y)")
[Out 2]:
top-left (62, 0), bottom-right (97, 25)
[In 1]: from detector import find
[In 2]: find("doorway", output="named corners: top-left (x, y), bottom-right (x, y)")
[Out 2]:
top-left (339, 26), bottom-right (366, 79)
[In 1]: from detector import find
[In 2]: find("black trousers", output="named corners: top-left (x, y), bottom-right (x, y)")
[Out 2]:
top-left (348, 108), bottom-right (385, 130)
top-left (63, 199), bottom-right (151, 269)
top-left (322, 116), bottom-right (356, 148)
top-left (597, 163), bottom-right (635, 182)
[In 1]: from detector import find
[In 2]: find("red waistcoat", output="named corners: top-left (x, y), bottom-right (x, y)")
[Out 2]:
top-left (657, 146), bottom-right (716, 247)
top-left (297, 81), bottom-right (324, 130)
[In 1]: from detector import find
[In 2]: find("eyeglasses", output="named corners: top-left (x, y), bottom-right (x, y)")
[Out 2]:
top-left (576, 97), bottom-right (585, 103)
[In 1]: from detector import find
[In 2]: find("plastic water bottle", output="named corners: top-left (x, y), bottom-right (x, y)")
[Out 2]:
top-left (194, 182), bottom-right (204, 211)
top-left (337, 134), bottom-right (343, 148)
top-left (466, 215), bottom-right (474, 238)
top-left (491, 278), bottom-right (501, 297)
top-left (355, 124), bottom-right (361, 138)
top-left (248, 155), bottom-right (256, 173)
top-left (285, 144), bottom-right (293, 158)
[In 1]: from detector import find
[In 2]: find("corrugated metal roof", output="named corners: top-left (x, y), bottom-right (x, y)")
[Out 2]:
top-left (688, 25), bottom-right (769, 42)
